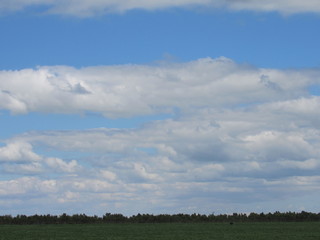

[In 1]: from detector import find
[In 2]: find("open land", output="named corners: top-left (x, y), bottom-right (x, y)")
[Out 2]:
top-left (1, 222), bottom-right (320, 240)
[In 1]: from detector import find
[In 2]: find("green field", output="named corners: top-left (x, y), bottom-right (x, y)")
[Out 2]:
top-left (0, 222), bottom-right (320, 240)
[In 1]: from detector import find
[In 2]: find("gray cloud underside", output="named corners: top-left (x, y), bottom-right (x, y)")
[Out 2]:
top-left (0, 0), bottom-right (320, 16)
top-left (1, 57), bottom-right (320, 215)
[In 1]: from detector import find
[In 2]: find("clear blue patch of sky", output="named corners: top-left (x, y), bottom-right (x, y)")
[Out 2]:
top-left (0, 110), bottom-right (172, 139)
top-left (309, 85), bottom-right (320, 96)
top-left (0, 9), bottom-right (319, 70)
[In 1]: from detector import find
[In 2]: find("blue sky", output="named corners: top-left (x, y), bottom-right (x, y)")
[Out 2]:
top-left (1, 0), bottom-right (320, 216)
top-left (1, 9), bottom-right (320, 70)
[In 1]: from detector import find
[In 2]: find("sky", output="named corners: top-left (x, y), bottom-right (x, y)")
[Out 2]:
top-left (0, 0), bottom-right (320, 216)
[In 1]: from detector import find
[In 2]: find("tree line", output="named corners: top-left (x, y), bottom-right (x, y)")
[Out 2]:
top-left (0, 211), bottom-right (319, 225)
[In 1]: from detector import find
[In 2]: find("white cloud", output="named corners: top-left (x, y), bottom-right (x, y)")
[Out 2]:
top-left (0, 141), bottom-right (41, 162)
top-left (2, 104), bottom-right (319, 214)
top-left (242, 130), bottom-right (318, 161)
top-left (278, 159), bottom-right (320, 170)
top-left (0, 140), bottom-right (82, 175)
top-left (100, 170), bottom-right (117, 181)
top-left (2, 162), bottom-right (43, 174)
top-left (0, 177), bottom-right (57, 196)
top-left (45, 158), bottom-right (80, 173)
top-left (0, 57), bottom-right (318, 118)
top-left (0, 0), bottom-right (320, 16)
top-left (1, 57), bottom-right (320, 214)
top-left (224, 0), bottom-right (320, 14)
top-left (261, 97), bottom-right (320, 117)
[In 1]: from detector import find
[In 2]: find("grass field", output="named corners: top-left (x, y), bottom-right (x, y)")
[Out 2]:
top-left (0, 222), bottom-right (320, 240)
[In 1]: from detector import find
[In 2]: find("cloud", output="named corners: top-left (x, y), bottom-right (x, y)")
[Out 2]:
top-left (221, 0), bottom-right (320, 14)
top-left (2, 162), bottom-right (43, 175)
top-left (0, 141), bottom-right (41, 162)
top-left (1, 57), bottom-right (320, 214)
top-left (0, 57), bottom-right (318, 117)
top-left (278, 159), bottom-right (320, 170)
top-left (0, 140), bottom-right (81, 175)
top-left (0, 0), bottom-right (320, 16)
top-left (0, 177), bottom-right (57, 197)
top-left (45, 158), bottom-right (80, 173)
top-left (2, 107), bottom-right (320, 214)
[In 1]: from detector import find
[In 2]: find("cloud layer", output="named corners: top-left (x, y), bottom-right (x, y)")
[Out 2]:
top-left (1, 0), bottom-right (320, 16)
top-left (0, 57), bottom-right (318, 117)
top-left (1, 57), bottom-right (320, 215)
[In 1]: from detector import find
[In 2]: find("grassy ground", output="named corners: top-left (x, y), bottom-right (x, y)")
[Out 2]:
top-left (0, 222), bottom-right (320, 240)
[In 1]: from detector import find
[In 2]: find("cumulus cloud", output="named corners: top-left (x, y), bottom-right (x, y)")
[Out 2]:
top-left (0, 140), bottom-right (81, 176)
top-left (2, 111), bottom-right (320, 214)
top-left (2, 162), bottom-right (43, 175)
top-left (45, 158), bottom-right (80, 173)
top-left (0, 0), bottom-right (320, 16)
top-left (0, 141), bottom-right (41, 162)
top-left (1, 57), bottom-right (320, 214)
top-left (0, 177), bottom-right (57, 197)
top-left (0, 57), bottom-right (318, 117)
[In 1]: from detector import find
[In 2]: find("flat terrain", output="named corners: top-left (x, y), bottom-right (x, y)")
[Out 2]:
top-left (0, 222), bottom-right (320, 240)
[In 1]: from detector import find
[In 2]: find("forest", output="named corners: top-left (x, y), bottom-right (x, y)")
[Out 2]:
top-left (0, 211), bottom-right (319, 225)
